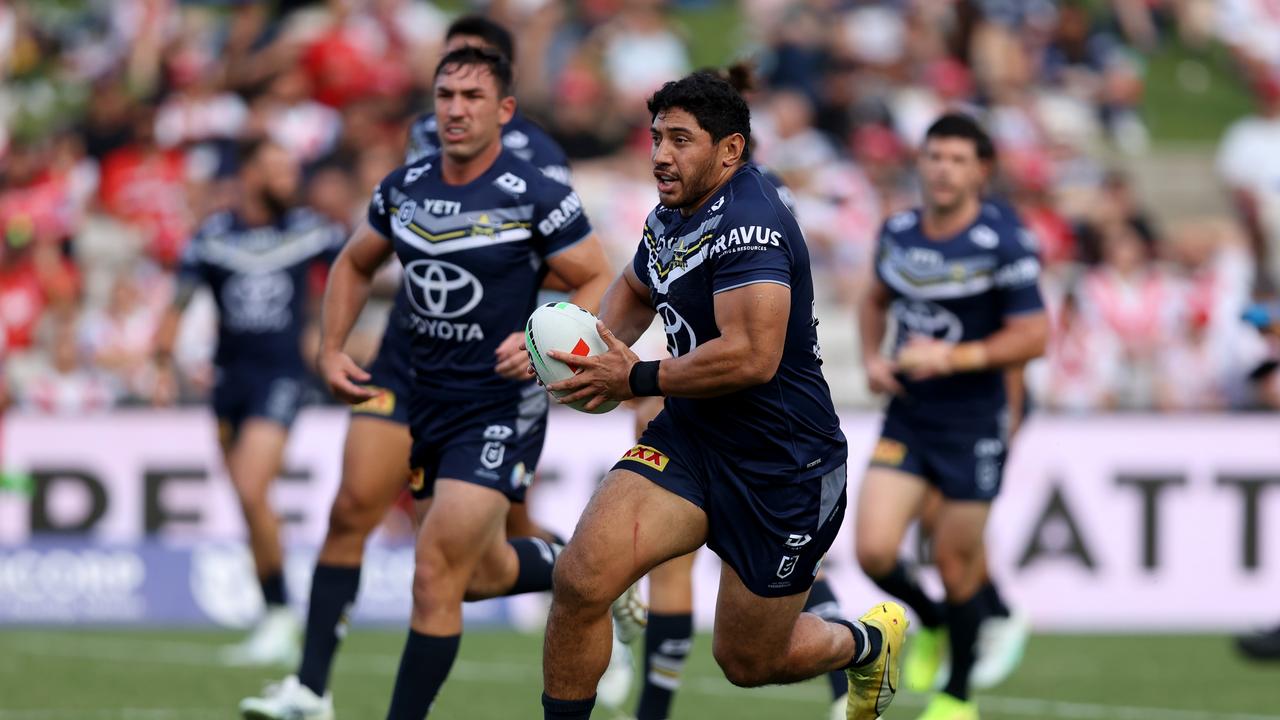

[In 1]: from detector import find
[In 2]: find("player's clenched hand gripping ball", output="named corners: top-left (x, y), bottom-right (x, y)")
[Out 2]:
top-left (525, 302), bottom-right (627, 414)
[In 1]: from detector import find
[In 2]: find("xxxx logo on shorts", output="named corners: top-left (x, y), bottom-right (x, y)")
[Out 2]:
top-left (872, 438), bottom-right (906, 466)
top-left (353, 387), bottom-right (395, 416)
top-left (620, 444), bottom-right (669, 472)
top-left (409, 467), bottom-right (426, 493)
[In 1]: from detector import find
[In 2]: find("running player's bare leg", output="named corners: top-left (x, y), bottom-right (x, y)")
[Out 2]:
top-left (226, 419), bottom-right (290, 589)
top-left (506, 499), bottom-right (562, 545)
top-left (544, 469), bottom-right (707, 702)
top-left (854, 468), bottom-right (929, 578)
top-left (649, 553), bottom-right (695, 613)
top-left (933, 503), bottom-right (989, 604)
top-left (317, 416), bottom-right (412, 566)
top-left (711, 566), bottom-right (855, 687)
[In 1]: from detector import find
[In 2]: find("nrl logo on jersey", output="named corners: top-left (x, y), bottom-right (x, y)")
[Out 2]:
top-left (397, 200), bottom-right (417, 225)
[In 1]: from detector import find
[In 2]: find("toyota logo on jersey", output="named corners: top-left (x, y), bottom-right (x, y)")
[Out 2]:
top-left (403, 259), bottom-right (484, 319)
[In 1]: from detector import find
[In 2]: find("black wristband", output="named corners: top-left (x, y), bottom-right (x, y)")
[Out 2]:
top-left (628, 360), bottom-right (662, 397)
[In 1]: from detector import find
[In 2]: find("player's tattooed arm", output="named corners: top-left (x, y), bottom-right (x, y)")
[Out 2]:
top-left (317, 221), bottom-right (394, 404)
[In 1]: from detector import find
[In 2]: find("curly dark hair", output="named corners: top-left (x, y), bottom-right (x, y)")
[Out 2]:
top-left (647, 71), bottom-right (752, 161)
top-left (434, 46), bottom-right (513, 97)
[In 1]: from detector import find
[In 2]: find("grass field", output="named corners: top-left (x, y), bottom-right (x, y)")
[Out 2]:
top-left (1, 629), bottom-right (1277, 719)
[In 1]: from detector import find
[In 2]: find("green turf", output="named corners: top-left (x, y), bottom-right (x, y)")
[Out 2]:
top-left (1, 629), bottom-right (1277, 719)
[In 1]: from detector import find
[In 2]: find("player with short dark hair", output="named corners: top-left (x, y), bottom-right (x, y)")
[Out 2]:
top-left (321, 46), bottom-right (608, 720)
top-left (855, 112), bottom-right (1049, 720)
top-left (405, 16), bottom-right (570, 186)
top-left (239, 19), bottom-right (596, 720)
top-left (538, 70), bottom-right (906, 720)
top-left (153, 139), bottom-right (346, 667)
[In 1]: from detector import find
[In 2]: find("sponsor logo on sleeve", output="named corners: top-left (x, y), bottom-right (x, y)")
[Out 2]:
top-left (620, 444), bottom-right (669, 472)
top-left (537, 192), bottom-right (584, 236)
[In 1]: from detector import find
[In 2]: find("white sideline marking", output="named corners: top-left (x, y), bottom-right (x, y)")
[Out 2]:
top-left (5, 636), bottom-right (1279, 720)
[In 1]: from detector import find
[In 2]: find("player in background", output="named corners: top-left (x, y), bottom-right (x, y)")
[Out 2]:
top-left (153, 138), bottom-right (346, 666)
top-left (855, 113), bottom-right (1048, 720)
top-left (627, 62), bottom-right (854, 720)
top-left (238, 16), bottom-right (593, 720)
top-left (321, 47), bottom-right (609, 719)
top-left (539, 70), bottom-right (905, 720)
top-left (1237, 300), bottom-right (1280, 660)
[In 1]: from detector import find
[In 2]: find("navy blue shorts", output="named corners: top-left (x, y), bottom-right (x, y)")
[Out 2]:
top-left (350, 351), bottom-right (411, 426)
top-left (407, 384), bottom-right (548, 501)
top-left (870, 410), bottom-right (1007, 501)
top-left (614, 411), bottom-right (848, 598)
top-left (212, 368), bottom-right (305, 440)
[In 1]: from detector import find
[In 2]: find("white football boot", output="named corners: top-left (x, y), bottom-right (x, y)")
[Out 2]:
top-left (240, 675), bottom-right (334, 720)
top-left (221, 607), bottom-right (301, 667)
top-left (970, 610), bottom-right (1030, 689)
top-left (597, 634), bottom-right (636, 711)
top-left (611, 583), bottom-right (648, 645)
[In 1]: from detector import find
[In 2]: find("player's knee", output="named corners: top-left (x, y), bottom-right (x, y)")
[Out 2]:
top-left (327, 488), bottom-right (380, 540)
top-left (550, 544), bottom-right (612, 612)
top-left (856, 540), bottom-right (898, 578)
top-left (712, 642), bottom-right (771, 688)
top-left (410, 547), bottom-right (464, 610)
top-left (934, 546), bottom-right (981, 596)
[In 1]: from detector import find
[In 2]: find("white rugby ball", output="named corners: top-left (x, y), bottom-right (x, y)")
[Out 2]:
top-left (526, 302), bottom-right (620, 414)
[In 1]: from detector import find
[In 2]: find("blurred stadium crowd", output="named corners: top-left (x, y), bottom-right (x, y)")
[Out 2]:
top-left (3, 0), bottom-right (1280, 414)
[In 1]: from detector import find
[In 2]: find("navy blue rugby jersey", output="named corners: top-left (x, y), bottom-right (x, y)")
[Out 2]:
top-left (178, 208), bottom-right (345, 373)
top-left (875, 200), bottom-right (1044, 419)
top-left (405, 111), bottom-right (571, 185)
top-left (633, 164), bottom-right (846, 477)
top-left (367, 148), bottom-right (593, 399)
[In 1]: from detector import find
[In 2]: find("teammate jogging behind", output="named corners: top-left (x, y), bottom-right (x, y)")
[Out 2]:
top-left (239, 17), bottom-right (585, 720)
top-left (153, 139), bottom-right (346, 666)
top-left (315, 47), bottom-right (609, 719)
top-left (538, 70), bottom-right (905, 720)
top-left (855, 113), bottom-right (1048, 720)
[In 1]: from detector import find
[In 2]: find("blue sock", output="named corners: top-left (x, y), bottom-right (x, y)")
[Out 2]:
top-left (804, 578), bottom-right (850, 700)
top-left (981, 580), bottom-right (1010, 618)
top-left (508, 537), bottom-right (558, 595)
top-left (297, 563), bottom-right (360, 696)
top-left (260, 571), bottom-right (287, 608)
top-left (386, 631), bottom-right (460, 719)
top-left (832, 618), bottom-right (883, 670)
top-left (543, 693), bottom-right (595, 719)
top-left (636, 612), bottom-right (693, 720)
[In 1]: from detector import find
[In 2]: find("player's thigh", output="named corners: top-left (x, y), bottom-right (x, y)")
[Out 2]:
top-left (558, 468), bottom-right (707, 604)
top-left (227, 418), bottom-right (290, 499)
top-left (648, 552), bottom-right (696, 614)
top-left (416, 479), bottom-right (510, 577)
top-left (855, 467), bottom-right (930, 566)
top-left (331, 416), bottom-right (412, 529)
top-left (711, 562), bottom-right (808, 665)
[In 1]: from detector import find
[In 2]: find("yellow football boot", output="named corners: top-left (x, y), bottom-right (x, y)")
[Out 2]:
top-left (904, 625), bottom-right (948, 692)
top-left (845, 601), bottom-right (908, 720)
top-left (915, 693), bottom-right (979, 720)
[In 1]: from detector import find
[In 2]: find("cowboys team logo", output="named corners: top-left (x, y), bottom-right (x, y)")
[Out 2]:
top-left (657, 302), bottom-right (698, 358)
top-left (890, 298), bottom-right (963, 343)
top-left (222, 271), bottom-right (293, 332)
top-left (403, 259), bottom-right (484, 319)
top-left (397, 199), bottom-right (417, 226)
